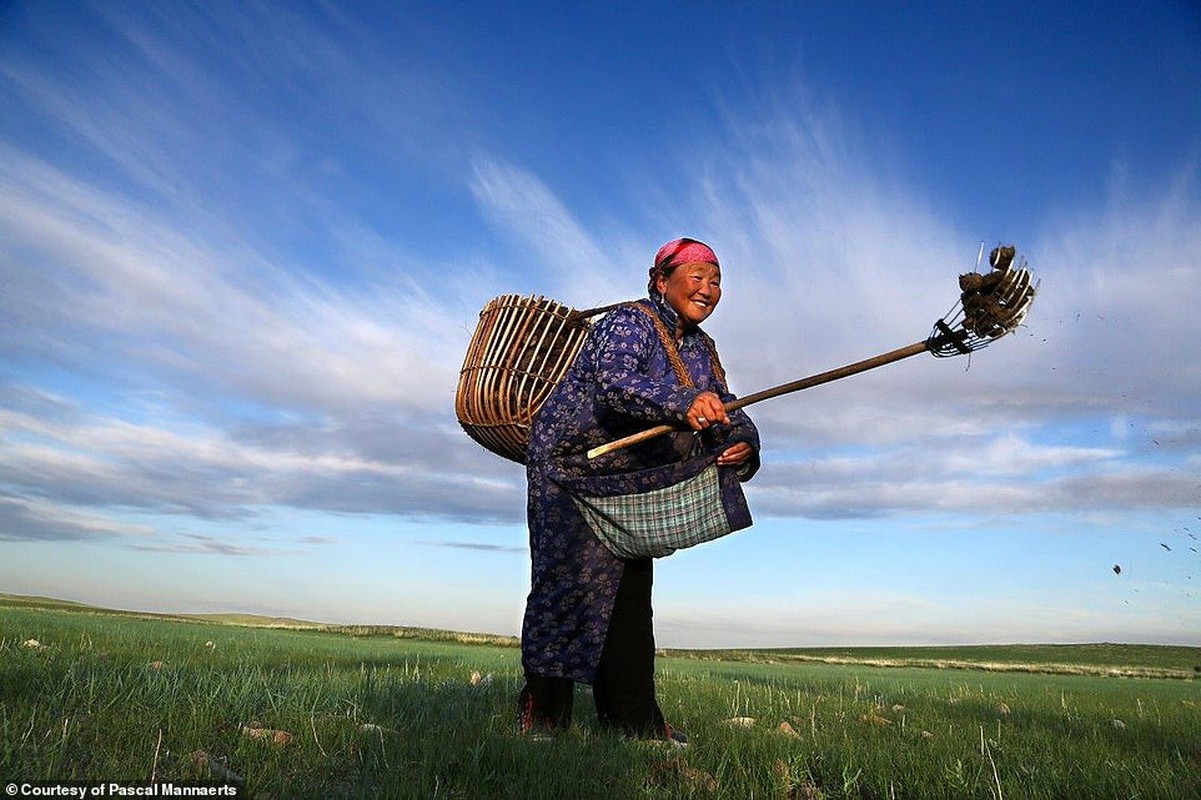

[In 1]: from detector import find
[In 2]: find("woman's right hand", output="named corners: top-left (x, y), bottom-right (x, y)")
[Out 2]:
top-left (685, 391), bottom-right (729, 431)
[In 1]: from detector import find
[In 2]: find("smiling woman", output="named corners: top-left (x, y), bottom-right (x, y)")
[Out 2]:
top-left (516, 237), bottom-right (761, 744)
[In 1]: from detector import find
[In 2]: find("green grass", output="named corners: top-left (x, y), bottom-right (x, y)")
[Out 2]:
top-left (669, 643), bottom-right (1201, 679)
top-left (2, 600), bottom-right (1198, 798)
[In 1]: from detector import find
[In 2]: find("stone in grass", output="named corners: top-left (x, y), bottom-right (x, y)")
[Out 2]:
top-left (191, 751), bottom-right (243, 783)
top-left (860, 710), bottom-right (892, 727)
top-left (242, 722), bottom-right (294, 746)
top-left (724, 716), bottom-right (756, 728)
top-left (776, 721), bottom-right (802, 738)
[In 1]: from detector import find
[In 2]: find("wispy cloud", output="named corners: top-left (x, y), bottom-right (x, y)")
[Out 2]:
top-left (418, 539), bottom-right (526, 554)
top-left (467, 155), bottom-right (642, 305)
top-left (0, 400), bottom-right (524, 529)
top-left (124, 533), bottom-right (283, 557)
top-left (1, 146), bottom-right (465, 412)
top-left (0, 496), bottom-right (154, 542)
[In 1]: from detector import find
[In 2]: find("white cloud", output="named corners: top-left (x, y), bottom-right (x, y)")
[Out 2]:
top-left (468, 156), bottom-right (621, 303)
top-left (0, 402), bottom-right (524, 530)
top-left (1, 146), bottom-right (464, 415)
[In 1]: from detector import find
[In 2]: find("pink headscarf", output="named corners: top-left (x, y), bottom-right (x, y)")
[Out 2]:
top-left (647, 237), bottom-right (720, 294)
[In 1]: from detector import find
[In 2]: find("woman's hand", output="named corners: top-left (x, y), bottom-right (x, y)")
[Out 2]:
top-left (686, 392), bottom-right (753, 466)
top-left (685, 391), bottom-right (728, 431)
top-left (717, 441), bottom-right (754, 466)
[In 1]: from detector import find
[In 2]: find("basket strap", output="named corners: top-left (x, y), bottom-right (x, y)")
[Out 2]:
top-left (697, 330), bottom-right (728, 391)
top-left (625, 302), bottom-right (694, 389)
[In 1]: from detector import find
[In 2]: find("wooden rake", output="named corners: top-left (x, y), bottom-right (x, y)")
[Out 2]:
top-left (586, 245), bottom-right (1037, 460)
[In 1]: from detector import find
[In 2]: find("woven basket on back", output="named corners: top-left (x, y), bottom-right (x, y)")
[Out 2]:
top-left (455, 294), bottom-right (595, 464)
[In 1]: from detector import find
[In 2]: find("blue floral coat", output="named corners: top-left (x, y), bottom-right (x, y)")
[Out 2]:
top-left (521, 294), bottom-right (760, 682)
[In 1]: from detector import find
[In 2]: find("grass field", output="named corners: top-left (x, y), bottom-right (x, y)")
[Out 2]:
top-left (2, 596), bottom-right (1198, 798)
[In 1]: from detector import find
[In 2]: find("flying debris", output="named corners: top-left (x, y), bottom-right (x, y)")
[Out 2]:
top-left (1112, 564), bottom-right (1122, 575)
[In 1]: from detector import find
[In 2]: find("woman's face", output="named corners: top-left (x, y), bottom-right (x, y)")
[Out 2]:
top-left (657, 261), bottom-right (722, 327)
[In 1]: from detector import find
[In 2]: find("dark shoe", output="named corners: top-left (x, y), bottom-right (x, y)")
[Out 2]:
top-left (634, 722), bottom-right (688, 748)
top-left (517, 686), bottom-right (559, 740)
top-left (663, 723), bottom-right (689, 748)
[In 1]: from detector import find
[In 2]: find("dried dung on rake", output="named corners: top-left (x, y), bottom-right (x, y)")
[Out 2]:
top-left (951, 245), bottom-right (1033, 342)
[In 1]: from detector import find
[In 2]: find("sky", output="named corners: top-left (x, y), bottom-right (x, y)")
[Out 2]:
top-left (2, 1), bottom-right (1199, 649)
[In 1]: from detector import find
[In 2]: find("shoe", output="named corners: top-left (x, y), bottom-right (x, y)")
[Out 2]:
top-left (659, 723), bottom-right (689, 748)
top-left (517, 687), bottom-right (558, 740)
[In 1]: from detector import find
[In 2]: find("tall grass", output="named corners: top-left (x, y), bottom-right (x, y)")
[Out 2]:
top-left (2, 606), bottom-right (1198, 798)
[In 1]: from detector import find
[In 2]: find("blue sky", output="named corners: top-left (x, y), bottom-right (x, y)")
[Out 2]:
top-left (2, 1), bottom-right (1199, 647)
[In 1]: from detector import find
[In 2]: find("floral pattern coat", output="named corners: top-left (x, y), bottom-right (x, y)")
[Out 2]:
top-left (521, 294), bottom-right (760, 682)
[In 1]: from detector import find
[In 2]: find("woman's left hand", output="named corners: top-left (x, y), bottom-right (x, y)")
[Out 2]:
top-left (716, 441), bottom-right (754, 466)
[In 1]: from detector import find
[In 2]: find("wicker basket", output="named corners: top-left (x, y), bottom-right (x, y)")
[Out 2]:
top-left (455, 294), bottom-right (594, 464)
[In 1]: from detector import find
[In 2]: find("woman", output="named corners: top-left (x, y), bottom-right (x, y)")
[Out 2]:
top-left (519, 237), bottom-right (760, 742)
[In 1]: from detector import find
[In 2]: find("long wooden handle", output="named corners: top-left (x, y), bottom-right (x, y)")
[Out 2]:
top-left (586, 340), bottom-right (931, 460)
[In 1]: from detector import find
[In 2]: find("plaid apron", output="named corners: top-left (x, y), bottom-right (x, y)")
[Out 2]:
top-left (553, 449), bottom-right (753, 560)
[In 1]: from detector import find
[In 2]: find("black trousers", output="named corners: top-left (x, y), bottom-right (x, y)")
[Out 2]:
top-left (521, 558), bottom-right (665, 736)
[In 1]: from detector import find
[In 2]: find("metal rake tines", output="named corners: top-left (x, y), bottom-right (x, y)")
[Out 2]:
top-left (928, 256), bottom-right (1037, 358)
